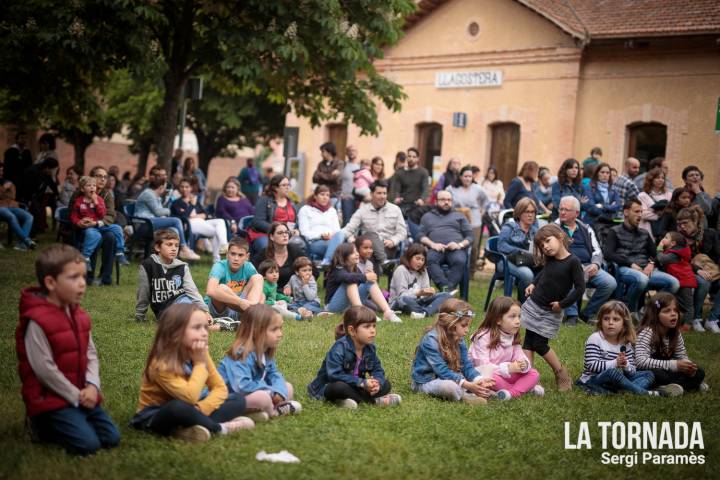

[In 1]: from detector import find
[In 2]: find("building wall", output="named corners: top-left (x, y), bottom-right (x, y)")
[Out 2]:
top-left (286, 0), bottom-right (720, 196)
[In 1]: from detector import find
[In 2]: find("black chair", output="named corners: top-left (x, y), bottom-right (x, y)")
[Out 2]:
top-left (122, 201), bottom-right (154, 259)
top-left (55, 207), bottom-right (120, 285)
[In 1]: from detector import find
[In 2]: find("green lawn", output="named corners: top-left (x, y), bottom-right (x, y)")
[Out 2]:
top-left (1, 238), bottom-right (718, 480)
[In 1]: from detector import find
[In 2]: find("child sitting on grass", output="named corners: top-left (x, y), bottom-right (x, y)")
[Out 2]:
top-left (636, 292), bottom-right (707, 395)
top-left (17, 244), bottom-right (120, 455)
top-left (132, 304), bottom-right (254, 442)
top-left (411, 298), bottom-right (495, 405)
top-left (288, 256), bottom-right (329, 319)
top-left (70, 175), bottom-right (129, 267)
top-left (258, 259), bottom-right (301, 321)
top-left (576, 300), bottom-right (666, 396)
top-left (136, 229), bottom-right (209, 323)
top-left (219, 304), bottom-right (302, 422)
top-left (389, 243), bottom-right (453, 319)
top-left (468, 296), bottom-right (542, 399)
top-left (205, 236), bottom-right (264, 322)
top-left (307, 306), bottom-right (401, 409)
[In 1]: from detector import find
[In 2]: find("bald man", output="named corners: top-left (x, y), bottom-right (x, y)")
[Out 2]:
top-left (611, 157), bottom-right (641, 205)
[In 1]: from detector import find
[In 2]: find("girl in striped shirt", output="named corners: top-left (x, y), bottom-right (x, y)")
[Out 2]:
top-left (576, 300), bottom-right (662, 396)
top-left (636, 292), bottom-right (707, 395)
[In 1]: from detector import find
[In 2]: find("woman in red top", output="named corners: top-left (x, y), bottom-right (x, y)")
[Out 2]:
top-left (249, 175), bottom-right (305, 255)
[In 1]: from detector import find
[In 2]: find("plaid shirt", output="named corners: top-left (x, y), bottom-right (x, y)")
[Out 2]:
top-left (611, 175), bottom-right (640, 204)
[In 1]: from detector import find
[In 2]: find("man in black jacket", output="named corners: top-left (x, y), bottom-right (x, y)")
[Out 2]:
top-left (604, 198), bottom-right (679, 314)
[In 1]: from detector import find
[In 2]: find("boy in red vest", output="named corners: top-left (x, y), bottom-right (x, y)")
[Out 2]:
top-left (657, 231), bottom-right (698, 329)
top-left (16, 244), bottom-right (120, 455)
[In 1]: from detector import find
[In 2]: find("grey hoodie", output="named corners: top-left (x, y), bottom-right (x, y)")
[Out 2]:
top-left (135, 254), bottom-right (208, 321)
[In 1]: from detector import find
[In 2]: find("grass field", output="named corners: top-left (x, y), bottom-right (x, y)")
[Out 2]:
top-left (1, 238), bottom-right (719, 480)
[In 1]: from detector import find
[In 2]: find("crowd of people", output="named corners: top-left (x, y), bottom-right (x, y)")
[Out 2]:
top-left (8, 137), bottom-right (719, 455)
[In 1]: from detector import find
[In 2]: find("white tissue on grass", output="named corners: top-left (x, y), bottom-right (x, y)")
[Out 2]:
top-left (256, 450), bottom-right (300, 463)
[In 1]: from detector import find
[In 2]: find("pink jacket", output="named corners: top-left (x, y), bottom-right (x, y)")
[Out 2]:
top-left (468, 329), bottom-right (531, 378)
top-left (353, 168), bottom-right (374, 191)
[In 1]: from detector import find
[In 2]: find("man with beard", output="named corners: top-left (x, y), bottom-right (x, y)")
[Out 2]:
top-left (418, 190), bottom-right (473, 292)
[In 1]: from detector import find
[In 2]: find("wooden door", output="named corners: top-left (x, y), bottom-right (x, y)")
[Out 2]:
top-left (490, 123), bottom-right (520, 187)
top-left (416, 123), bottom-right (443, 172)
top-left (326, 124), bottom-right (347, 160)
top-left (627, 122), bottom-right (667, 173)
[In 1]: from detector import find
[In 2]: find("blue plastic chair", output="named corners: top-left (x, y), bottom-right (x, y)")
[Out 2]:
top-left (483, 236), bottom-right (517, 311)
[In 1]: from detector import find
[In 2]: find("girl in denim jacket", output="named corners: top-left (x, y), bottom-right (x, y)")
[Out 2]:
top-left (219, 304), bottom-right (302, 422)
top-left (307, 306), bottom-right (401, 409)
top-left (411, 299), bottom-right (495, 405)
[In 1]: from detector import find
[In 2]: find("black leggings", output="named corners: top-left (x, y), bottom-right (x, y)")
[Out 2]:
top-left (142, 394), bottom-right (246, 435)
top-left (650, 368), bottom-right (705, 391)
top-left (323, 380), bottom-right (392, 404)
top-left (522, 329), bottom-right (550, 356)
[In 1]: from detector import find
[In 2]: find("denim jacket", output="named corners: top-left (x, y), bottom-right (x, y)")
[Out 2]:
top-left (498, 219), bottom-right (538, 256)
top-left (218, 349), bottom-right (289, 399)
top-left (411, 328), bottom-right (480, 385)
top-left (307, 335), bottom-right (386, 399)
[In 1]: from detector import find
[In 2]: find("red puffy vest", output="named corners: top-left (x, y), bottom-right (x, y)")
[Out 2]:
top-left (15, 287), bottom-right (99, 417)
top-left (664, 246), bottom-right (697, 288)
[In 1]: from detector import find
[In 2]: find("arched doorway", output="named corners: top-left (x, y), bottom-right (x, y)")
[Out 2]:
top-left (325, 123), bottom-right (348, 160)
top-left (627, 122), bottom-right (667, 172)
top-left (489, 122), bottom-right (520, 187)
top-left (416, 122), bottom-right (443, 172)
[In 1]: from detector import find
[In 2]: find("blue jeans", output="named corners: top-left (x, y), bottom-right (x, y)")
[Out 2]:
top-left (565, 269), bottom-right (617, 318)
top-left (391, 292), bottom-right (453, 316)
top-left (694, 275), bottom-right (720, 321)
top-left (81, 225), bottom-right (125, 258)
top-left (427, 248), bottom-right (467, 290)
top-left (579, 368), bottom-right (654, 395)
top-left (616, 267), bottom-right (679, 312)
top-left (0, 206), bottom-right (33, 244)
top-left (30, 405), bottom-right (120, 456)
top-left (148, 217), bottom-right (186, 246)
top-left (411, 379), bottom-right (464, 401)
top-left (497, 262), bottom-right (534, 301)
top-left (307, 231), bottom-right (346, 264)
top-left (289, 299), bottom-right (323, 314)
top-left (325, 282), bottom-right (373, 313)
top-left (340, 197), bottom-right (356, 227)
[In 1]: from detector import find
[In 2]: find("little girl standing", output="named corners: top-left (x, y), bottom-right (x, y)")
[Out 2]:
top-left (521, 224), bottom-right (585, 391)
top-left (411, 298), bottom-right (495, 405)
top-left (636, 292), bottom-right (707, 395)
top-left (219, 304), bottom-right (302, 421)
top-left (468, 296), bottom-right (541, 399)
top-left (132, 304), bottom-right (254, 443)
top-left (576, 300), bottom-right (661, 396)
top-left (324, 243), bottom-right (401, 322)
top-left (389, 243), bottom-right (453, 319)
top-left (307, 306), bottom-right (402, 409)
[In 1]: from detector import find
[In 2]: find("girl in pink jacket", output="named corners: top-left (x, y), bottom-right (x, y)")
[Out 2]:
top-left (468, 296), bottom-right (543, 399)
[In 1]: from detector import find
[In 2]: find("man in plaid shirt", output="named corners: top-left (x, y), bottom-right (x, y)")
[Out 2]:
top-left (612, 157), bottom-right (641, 204)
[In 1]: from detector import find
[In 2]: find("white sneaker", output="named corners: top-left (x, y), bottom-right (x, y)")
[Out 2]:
top-left (448, 289), bottom-right (459, 297)
top-left (173, 425), bottom-right (211, 443)
top-left (245, 411), bottom-right (270, 423)
top-left (699, 382), bottom-right (710, 393)
top-left (220, 416), bottom-right (255, 434)
top-left (335, 398), bottom-right (358, 409)
top-left (692, 319), bottom-right (706, 332)
top-left (704, 320), bottom-right (720, 333)
top-left (410, 311), bottom-right (426, 319)
top-left (384, 311), bottom-right (403, 323)
top-left (532, 384), bottom-right (545, 396)
top-left (275, 400), bottom-right (302, 416)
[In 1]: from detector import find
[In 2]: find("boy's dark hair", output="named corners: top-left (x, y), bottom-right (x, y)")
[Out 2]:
top-left (293, 256), bottom-right (312, 272)
top-left (370, 179), bottom-right (388, 192)
top-left (320, 142), bottom-right (337, 158)
top-left (227, 235), bottom-right (249, 252)
top-left (623, 198), bottom-right (642, 211)
top-left (590, 147), bottom-right (603, 156)
top-left (666, 231), bottom-right (687, 247)
top-left (36, 244), bottom-right (85, 292)
top-left (401, 243), bottom-right (427, 271)
top-left (407, 147), bottom-right (419, 157)
top-left (154, 228), bottom-right (180, 246)
top-left (258, 259), bottom-right (279, 276)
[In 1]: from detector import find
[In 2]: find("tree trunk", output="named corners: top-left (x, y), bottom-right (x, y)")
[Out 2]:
top-left (154, 78), bottom-right (186, 172)
top-left (136, 138), bottom-right (152, 176)
top-left (71, 128), bottom-right (93, 174)
top-left (193, 126), bottom-right (216, 176)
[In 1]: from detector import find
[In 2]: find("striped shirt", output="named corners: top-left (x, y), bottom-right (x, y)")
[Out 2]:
top-left (635, 328), bottom-right (688, 372)
top-left (579, 331), bottom-right (636, 383)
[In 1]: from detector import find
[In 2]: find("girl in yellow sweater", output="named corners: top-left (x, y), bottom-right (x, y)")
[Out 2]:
top-left (131, 303), bottom-right (254, 442)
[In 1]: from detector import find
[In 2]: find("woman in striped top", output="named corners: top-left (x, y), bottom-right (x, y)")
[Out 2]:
top-left (576, 301), bottom-right (660, 396)
top-left (636, 292), bottom-right (707, 395)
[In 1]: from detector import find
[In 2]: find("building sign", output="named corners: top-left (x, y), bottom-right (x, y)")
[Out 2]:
top-left (435, 70), bottom-right (503, 89)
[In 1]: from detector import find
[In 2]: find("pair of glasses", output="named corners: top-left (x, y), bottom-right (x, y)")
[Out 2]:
top-left (94, 174), bottom-right (107, 179)
top-left (275, 231), bottom-right (290, 236)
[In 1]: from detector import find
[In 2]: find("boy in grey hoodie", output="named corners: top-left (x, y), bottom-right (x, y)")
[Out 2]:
top-left (135, 229), bottom-right (208, 322)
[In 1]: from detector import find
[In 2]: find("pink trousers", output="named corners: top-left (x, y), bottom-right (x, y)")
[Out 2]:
top-left (492, 369), bottom-right (539, 397)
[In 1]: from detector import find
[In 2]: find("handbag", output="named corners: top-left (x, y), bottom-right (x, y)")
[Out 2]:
top-left (691, 254), bottom-right (720, 281)
top-left (508, 250), bottom-right (535, 267)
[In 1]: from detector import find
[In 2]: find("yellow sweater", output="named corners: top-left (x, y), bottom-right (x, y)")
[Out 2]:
top-left (136, 352), bottom-right (228, 416)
